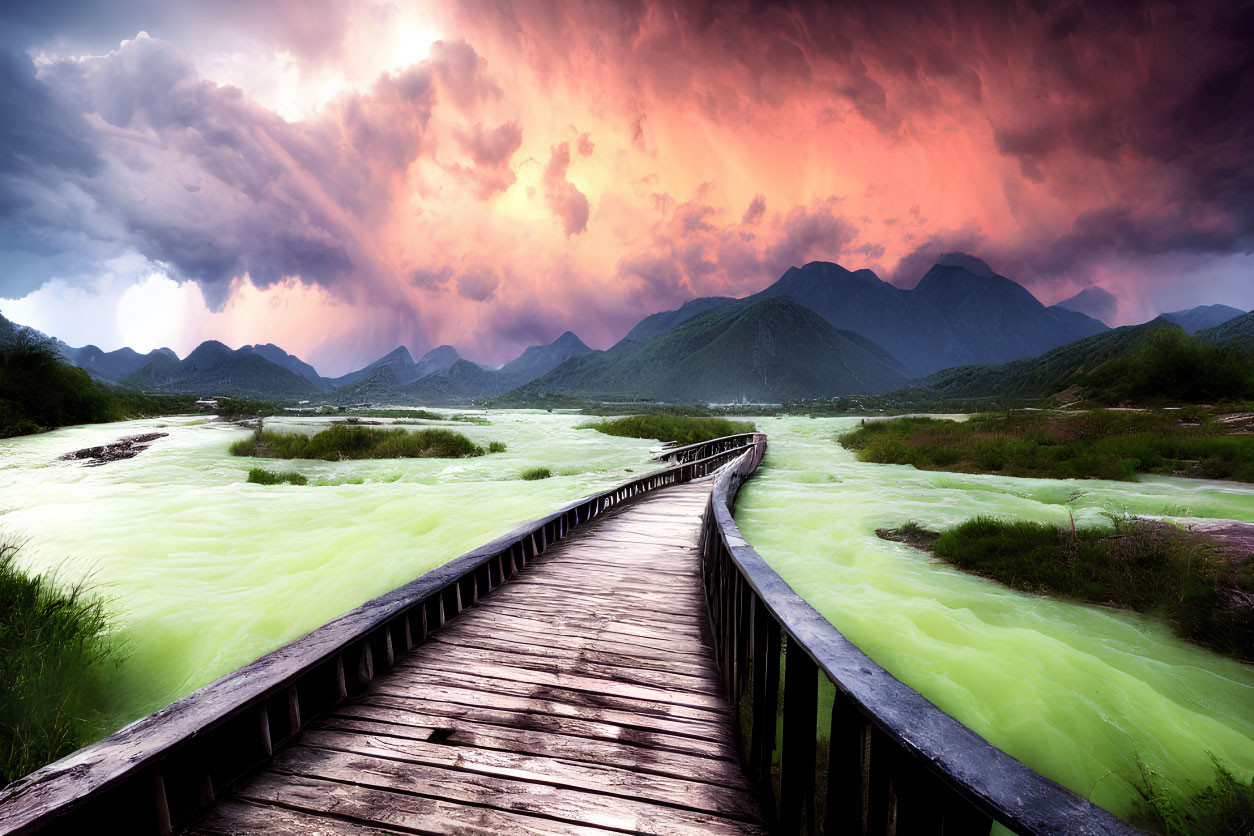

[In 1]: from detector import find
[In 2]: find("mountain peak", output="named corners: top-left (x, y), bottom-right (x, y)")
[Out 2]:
top-left (381, 346), bottom-right (415, 364)
top-left (935, 252), bottom-right (996, 276)
top-left (551, 331), bottom-right (588, 350)
top-left (418, 344), bottom-right (459, 361)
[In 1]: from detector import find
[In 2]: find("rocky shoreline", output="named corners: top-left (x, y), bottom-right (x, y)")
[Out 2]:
top-left (59, 433), bottom-right (168, 467)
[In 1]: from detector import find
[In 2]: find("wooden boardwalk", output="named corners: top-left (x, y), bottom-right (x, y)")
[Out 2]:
top-left (187, 480), bottom-right (766, 835)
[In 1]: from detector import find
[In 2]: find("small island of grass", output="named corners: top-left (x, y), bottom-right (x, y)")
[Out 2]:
top-left (840, 410), bottom-right (1254, 482)
top-left (582, 415), bottom-right (755, 445)
top-left (879, 515), bottom-right (1253, 661)
top-left (246, 468), bottom-right (307, 485)
top-left (0, 540), bottom-right (118, 783)
top-left (520, 467), bottom-right (552, 480)
top-left (230, 424), bottom-right (502, 460)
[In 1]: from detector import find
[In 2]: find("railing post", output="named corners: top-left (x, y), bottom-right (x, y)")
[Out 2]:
top-left (827, 693), bottom-right (869, 834)
top-left (780, 637), bottom-right (818, 834)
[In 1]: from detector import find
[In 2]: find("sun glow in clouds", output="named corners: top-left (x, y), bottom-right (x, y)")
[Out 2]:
top-left (1, 1), bottom-right (1251, 367)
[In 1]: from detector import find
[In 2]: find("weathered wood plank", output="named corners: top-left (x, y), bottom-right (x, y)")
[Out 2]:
top-left (354, 682), bottom-right (738, 746)
top-left (433, 610), bottom-right (711, 654)
top-left (295, 728), bottom-right (760, 818)
top-left (414, 634), bottom-right (720, 692)
top-left (324, 703), bottom-right (743, 777)
top-left (465, 600), bottom-right (712, 641)
top-left (177, 475), bottom-right (770, 835)
top-left (387, 657), bottom-right (732, 716)
top-left (187, 798), bottom-right (409, 835)
top-left (266, 747), bottom-right (766, 835)
top-left (228, 776), bottom-right (613, 835)
top-left (423, 622), bottom-right (718, 672)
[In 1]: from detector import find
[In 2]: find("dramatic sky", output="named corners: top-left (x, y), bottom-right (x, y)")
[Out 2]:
top-left (1, 0), bottom-right (1251, 374)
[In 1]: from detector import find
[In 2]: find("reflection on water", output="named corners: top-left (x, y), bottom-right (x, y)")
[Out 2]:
top-left (734, 416), bottom-right (1254, 820)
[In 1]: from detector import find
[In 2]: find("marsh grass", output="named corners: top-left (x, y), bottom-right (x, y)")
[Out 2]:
top-left (245, 468), bottom-right (307, 485)
top-left (840, 411), bottom-right (1254, 482)
top-left (520, 467), bottom-right (552, 480)
top-left (0, 540), bottom-right (118, 784)
top-left (229, 425), bottom-right (502, 460)
top-left (581, 415), bottom-right (755, 445)
top-left (888, 515), bottom-right (1253, 660)
top-left (1131, 756), bottom-right (1254, 835)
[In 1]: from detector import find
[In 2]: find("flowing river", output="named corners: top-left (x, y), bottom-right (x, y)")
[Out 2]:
top-left (733, 416), bottom-right (1254, 822)
top-left (0, 411), bottom-right (658, 727)
top-left (2, 411), bottom-right (1251, 825)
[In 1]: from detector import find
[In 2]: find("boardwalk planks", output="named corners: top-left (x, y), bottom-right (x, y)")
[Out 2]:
top-left (184, 480), bottom-right (766, 835)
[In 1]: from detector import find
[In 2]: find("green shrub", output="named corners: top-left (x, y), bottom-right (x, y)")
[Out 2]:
top-left (840, 411), bottom-right (1254, 482)
top-left (919, 514), bottom-right (1253, 660)
top-left (488, 441), bottom-right (507, 453)
top-left (0, 540), bottom-right (118, 783)
top-left (0, 326), bottom-right (200, 438)
top-left (581, 415), bottom-right (755, 445)
top-left (520, 467), bottom-right (552, 480)
top-left (245, 468), bottom-right (307, 485)
top-left (230, 425), bottom-right (499, 460)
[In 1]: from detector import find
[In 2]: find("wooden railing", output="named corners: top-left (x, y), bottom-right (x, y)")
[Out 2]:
top-left (0, 439), bottom-right (757, 835)
top-left (701, 434), bottom-right (1143, 836)
top-left (652, 433), bottom-right (756, 464)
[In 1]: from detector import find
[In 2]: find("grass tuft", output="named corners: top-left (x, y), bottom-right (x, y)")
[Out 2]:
top-left (900, 514), bottom-right (1254, 660)
top-left (245, 468), bottom-right (307, 485)
top-left (840, 411), bottom-right (1254, 482)
top-left (1131, 755), bottom-right (1254, 835)
top-left (0, 539), bottom-right (118, 784)
top-left (520, 467), bottom-right (552, 481)
top-left (581, 415), bottom-right (754, 445)
top-left (229, 425), bottom-right (505, 461)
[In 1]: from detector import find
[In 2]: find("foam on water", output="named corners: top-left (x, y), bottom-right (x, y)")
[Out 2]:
top-left (0, 411), bottom-right (658, 727)
top-left (734, 416), bottom-right (1254, 820)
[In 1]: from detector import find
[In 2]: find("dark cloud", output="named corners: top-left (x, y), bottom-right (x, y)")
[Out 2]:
top-left (457, 265), bottom-right (500, 302)
top-left (457, 0), bottom-right (1254, 286)
top-left (576, 131), bottom-right (594, 156)
top-left (762, 200), bottom-right (858, 278)
top-left (741, 194), bottom-right (765, 225)
top-left (615, 195), bottom-right (860, 312)
top-left (428, 39), bottom-right (500, 112)
top-left (889, 227), bottom-right (988, 287)
top-left (0, 33), bottom-right (500, 304)
top-left (452, 120), bottom-right (522, 198)
top-left (542, 141), bottom-right (589, 236)
top-left (455, 120), bottom-right (523, 167)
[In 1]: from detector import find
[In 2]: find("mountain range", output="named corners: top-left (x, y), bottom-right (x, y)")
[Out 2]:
top-left (1161, 304), bottom-right (1246, 335)
top-left (511, 297), bottom-right (907, 403)
top-left (8, 252), bottom-right (1249, 406)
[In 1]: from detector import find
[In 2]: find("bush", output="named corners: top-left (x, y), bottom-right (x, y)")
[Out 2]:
top-left (246, 468), bottom-right (307, 485)
top-left (920, 515), bottom-right (1253, 660)
top-left (1085, 327), bottom-right (1254, 405)
top-left (581, 415), bottom-right (755, 445)
top-left (488, 441), bottom-right (507, 453)
top-left (520, 467), bottom-right (552, 480)
top-left (230, 425), bottom-right (504, 460)
top-left (840, 411), bottom-right (1254, 482)
top-left (0, 540), bottom-right (118, 783)
top-left (0, 327), bottom-right (198, 438)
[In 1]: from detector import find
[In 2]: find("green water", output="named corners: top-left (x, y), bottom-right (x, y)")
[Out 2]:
top-left (0, 411), bottom-right (657, 727)
top-left (734, 416), bottom-right (1254, 821)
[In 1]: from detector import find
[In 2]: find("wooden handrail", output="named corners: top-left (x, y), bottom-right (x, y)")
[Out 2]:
top-left (0, 443), bottom-right (753, 835)
top-left (651, 432), bottom-right (758, 463)
top-left (701, 434), bottom-right (1143, 835)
